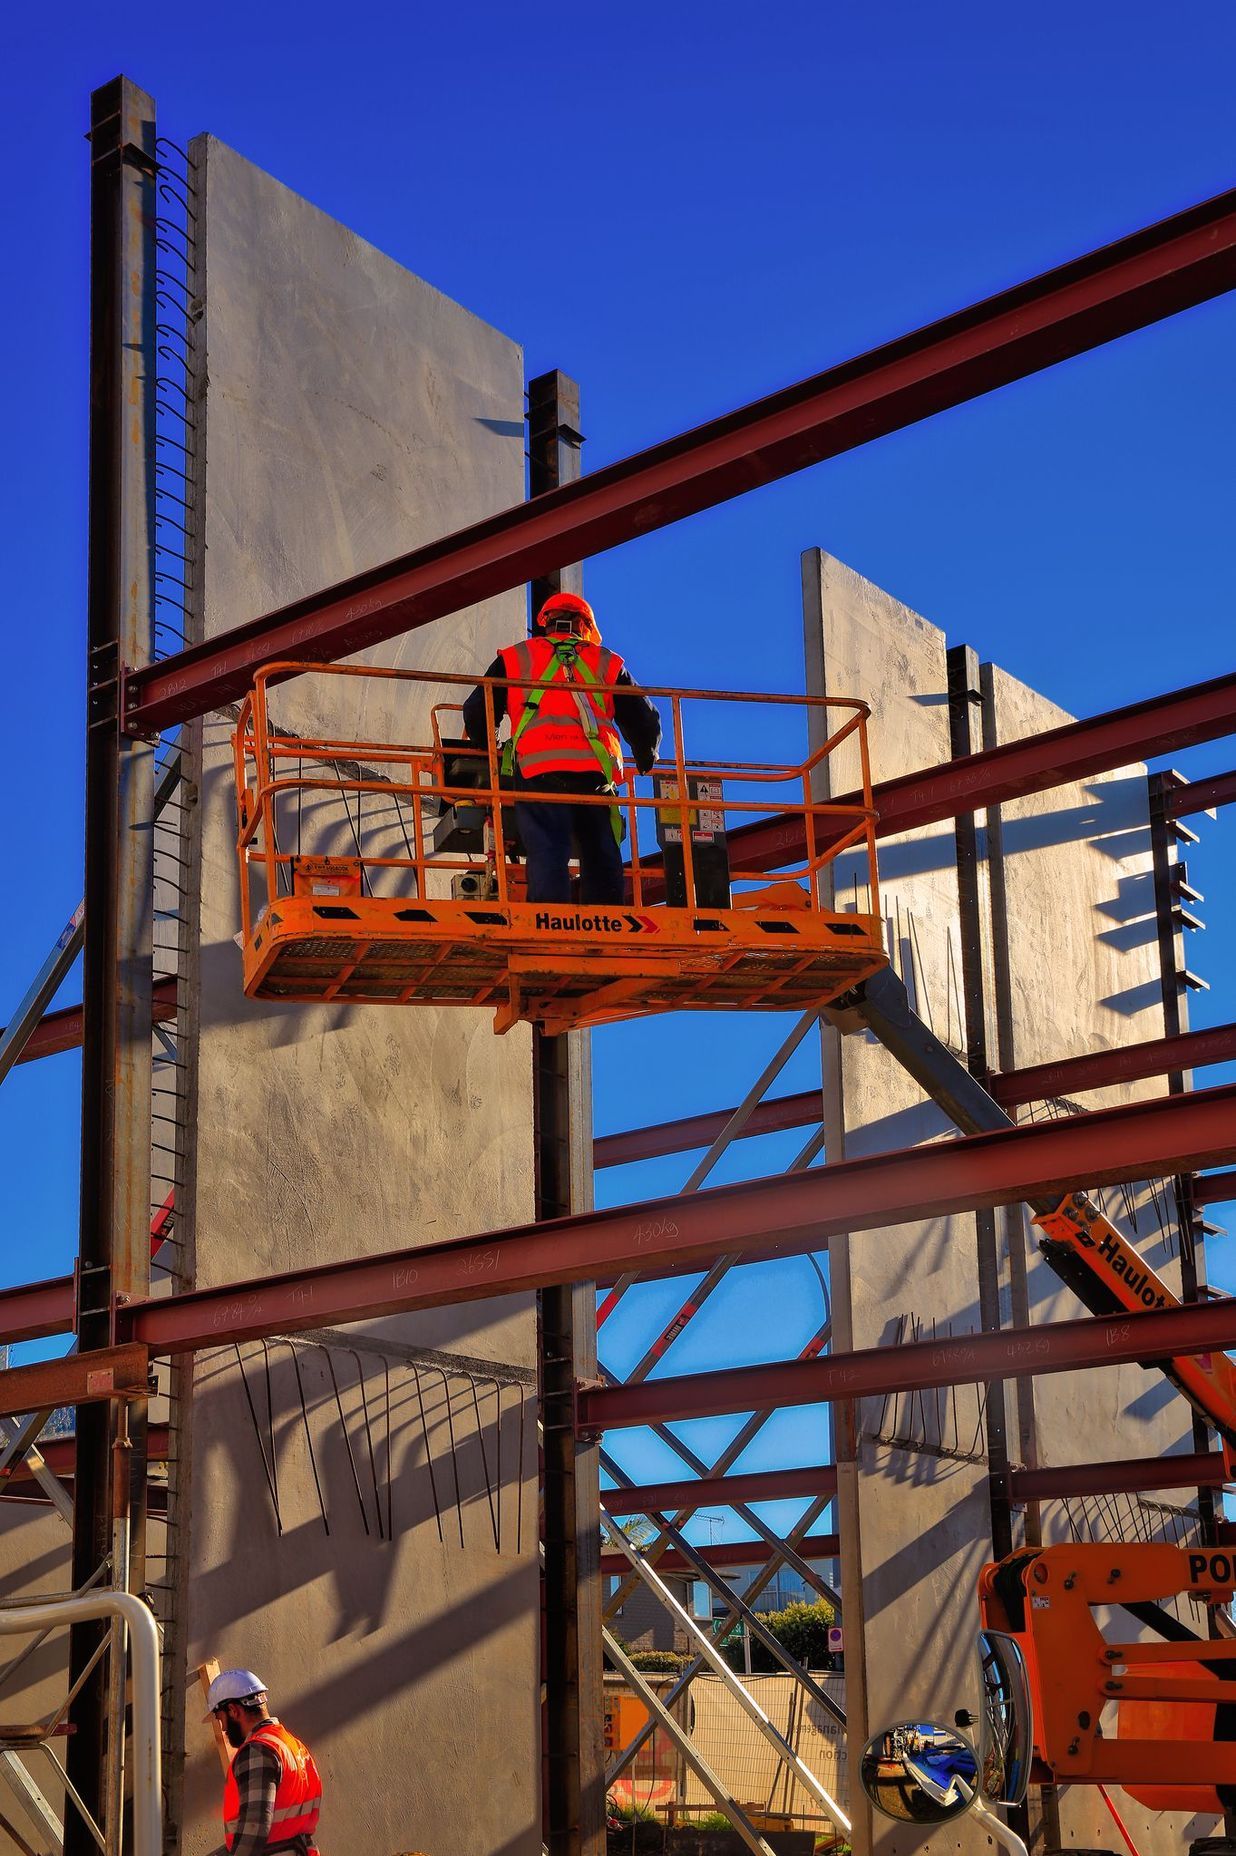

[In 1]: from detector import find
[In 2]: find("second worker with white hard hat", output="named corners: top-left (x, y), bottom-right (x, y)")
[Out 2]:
top-left (204, 1669), bottom-right (323, 1855)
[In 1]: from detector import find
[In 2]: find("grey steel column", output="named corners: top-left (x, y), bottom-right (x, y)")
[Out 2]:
top-left (67, 75), bottom-right (157, 1855)
top-left (946, 644), bottom-right (1014, 1561)
top-left (528, 369), bottom-right (605, 1856)
top-left (1149, 771), bottom-right (1219, 1556)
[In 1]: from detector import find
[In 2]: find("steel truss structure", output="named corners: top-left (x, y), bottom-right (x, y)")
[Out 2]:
top-left (1, 79), bottom-right (1235, 1852)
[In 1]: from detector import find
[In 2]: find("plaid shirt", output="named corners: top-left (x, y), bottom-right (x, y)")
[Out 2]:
top-left (215, 1725), bottom-right (317, 1855)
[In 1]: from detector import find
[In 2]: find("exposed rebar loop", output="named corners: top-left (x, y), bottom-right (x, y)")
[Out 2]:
top-left (468, 1377), bottom-right (503, 1553)
top-left (411, 1366), bottom-right (445, 1545)
top-left (234, 1345), bottom-right (282, 1535)
top-left (346, 1347), bottom-right (387, 1542)
top-left (321, 1349), bottom-right (371, 1537)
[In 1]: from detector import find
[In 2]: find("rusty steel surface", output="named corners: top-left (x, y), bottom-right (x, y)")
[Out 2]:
top-left (116, 1080), bottom-right (1236, 1353)
top-left (1196, 1170), bottom-right (1236, 1206)
top-left (0, 1425), bottom-right (170, 1486)
top-left (580, 1297), bottom-right (1236, 1431)
top-left (125, 188), bottom-right (1236, 735)
top-left (11, 976), bottom-right (177, 1067)
top-left (0, 1344), bottom-right (148, 1423)
top-left (727, 666), bottom-right (1236, 874)
top-left (599, 1017), bottom-right (1236, 1167)
top-left (599, 1533), bottom-right (840, 1578)
top-left (0, 1275), bottom-right (76, 1344)
top-left (1164, 767), bottom-right (1236, 817)
top-left (595, 1089), bottom-right (823, 1169)
top-left (602, 1465), bottom-right (838, 1515)
top-left (1008, 1451), bottom-right (1225, 1503)
top-left (991, 1019), bottom-right (1236, 1107)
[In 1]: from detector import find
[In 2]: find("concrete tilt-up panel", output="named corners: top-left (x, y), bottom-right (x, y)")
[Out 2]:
top-left (803, 549), bottom-right (1204, 1856)
top-left (174, 137), bottom-right (540, 1856)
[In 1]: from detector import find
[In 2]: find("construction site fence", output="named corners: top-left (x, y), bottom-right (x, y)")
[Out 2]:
top-left (606, 1669), bottom-right (847, 1841)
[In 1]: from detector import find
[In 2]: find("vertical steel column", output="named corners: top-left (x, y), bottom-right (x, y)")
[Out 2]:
top-left (528, 369), bottom-right (605, 1856)
top-left (946, 645), bottom-right (1013, 1561)
top-left (1149, 771), bottom-right (1219, 1546)
top-left (67, 75), bottom-right (157, 1855)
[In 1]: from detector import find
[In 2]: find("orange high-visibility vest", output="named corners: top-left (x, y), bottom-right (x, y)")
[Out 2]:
top-left (222, 1720), bottom-right (322, 1851)
top-left (498, 637), bottom-right (625, 782)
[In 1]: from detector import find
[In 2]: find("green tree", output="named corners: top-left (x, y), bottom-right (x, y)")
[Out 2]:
top-left (720, 1596), bottom-right (836, 1673)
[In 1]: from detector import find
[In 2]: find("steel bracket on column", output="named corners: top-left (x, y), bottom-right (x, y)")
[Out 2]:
top-left (570, 1377), bottom-right (605, 1445)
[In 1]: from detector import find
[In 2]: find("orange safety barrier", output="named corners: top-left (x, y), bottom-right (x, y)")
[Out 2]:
top-left (232, 663), bottom-right (887, 1035)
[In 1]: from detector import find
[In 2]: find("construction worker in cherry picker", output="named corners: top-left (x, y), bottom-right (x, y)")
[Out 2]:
top-left (463, 591), bottom-right (662, 904)
top-left (205, 1668), bottom-right (323, 1856)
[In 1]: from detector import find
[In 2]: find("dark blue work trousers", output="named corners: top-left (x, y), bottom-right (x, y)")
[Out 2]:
top-left (515, 781), bottom-right (624, 904)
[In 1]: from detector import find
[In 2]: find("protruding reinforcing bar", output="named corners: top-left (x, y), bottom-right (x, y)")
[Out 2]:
top-left (233, 663), bottom-right (888, 1035)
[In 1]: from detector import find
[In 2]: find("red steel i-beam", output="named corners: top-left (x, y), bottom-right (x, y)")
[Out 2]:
top-left (602, 1465), bottom-right (839, 1516)
top-left (123, 188), bottom-right (1236, 736)
top-left (1164, 769), bottom-right (1236, 817)
top-left (578, 1295), bottom-right (1236, 1433)
top-left (1196, 1171), bottom-right (1236, 1207)
top-left (5, 1081), bottom-right (1236, 1353)
top-left (596, 1019), bottom-right (1236, 1168)
top-left (1007, 1451), bottom-right (1225, 1503)
top-left (602, 1456), bottom-right (1225, 1514)
top-left (5, 976), bottom-right (178, 1067)
top-left (598, 1534), bottom-right (840, 1578)
top-left (114, 1079), bottom-right (1236, 1353)
top-left (0, 1276), bottom-right (77, 1345)
top-left (725, 668), bottom-right (1236, 876)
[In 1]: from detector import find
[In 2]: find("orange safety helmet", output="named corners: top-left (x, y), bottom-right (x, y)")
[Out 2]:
top-left (534, 590), bottom-right (601, 646)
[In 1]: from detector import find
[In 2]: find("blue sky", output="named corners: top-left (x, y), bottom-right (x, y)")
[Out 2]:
top-left (2, 3), bottom-right (1234, 1541)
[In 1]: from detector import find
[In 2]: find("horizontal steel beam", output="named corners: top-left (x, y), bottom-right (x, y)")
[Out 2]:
top-left (0, 1276), bottom-right (76, 1344)
top-left (991, 1019), bottom-right (1236, 1107)
top-left (1164, 768), bottom-right (1236, 817)
top-left (599, 1020), bottom-right (1236, 1168)
top-left (0, 1345), bottom-right (148, 1423)
top-left (599, 1533), bottom-right (840, 1578)
top-left (579, 1296), bottom-right (1236, 1431)
top-left (115, 1079), bottom-right (1236, 1354)
top-left (124, 188), bottom-right (1236, 735)
top-left (0, 1425), bottom-right (170, 1488)
top-left (4, 1086), bottom-right (1233, 1353)
top-left (595, 1091), bottom-right (822, 1169)
top-left (9, 975), bottom-right (176, 1068)
top-left (1007, 1450), bottom-right (1225, 1504)
top-left (602, 1465), bottom-right (838, 1516)
top-left (727, 667), bottom-right (1236, 875)
top-left (1196, 1171), bottom-right (1236, 1207)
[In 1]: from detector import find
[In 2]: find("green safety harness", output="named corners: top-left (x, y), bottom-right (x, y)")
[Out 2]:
top-left (501, 638), bottom-right (625, 843)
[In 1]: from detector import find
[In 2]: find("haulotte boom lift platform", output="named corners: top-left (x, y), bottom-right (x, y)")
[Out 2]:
top-left (232, 662), bottom-right (889, 1035)
top-left (231, 657), bottom-right (1236, 1462)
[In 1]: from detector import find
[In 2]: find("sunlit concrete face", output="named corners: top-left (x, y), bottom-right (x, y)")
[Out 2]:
top-left (803, 549), bottom-right (1197, 1856)
top-left (175, 137), bottom-right (538, 1856)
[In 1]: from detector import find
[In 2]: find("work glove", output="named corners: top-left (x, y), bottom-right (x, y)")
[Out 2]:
top-left (634, 748), bottom-right (657, 776)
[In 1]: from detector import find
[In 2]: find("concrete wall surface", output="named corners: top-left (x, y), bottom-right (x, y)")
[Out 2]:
top-left (174, 137), bottom-right (539, 1856)
top-left (802, 550), bottom-right (1204, 1856)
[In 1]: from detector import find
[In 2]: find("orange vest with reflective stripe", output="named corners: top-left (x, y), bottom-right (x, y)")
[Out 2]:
top-left (223, 1720), bottom-right (322, 1851)
top-left (499, 637), bottom-right (625, 781)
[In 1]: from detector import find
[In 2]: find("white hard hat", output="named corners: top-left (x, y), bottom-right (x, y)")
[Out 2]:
top-left (205, 1669), bottom-right (268, 1717)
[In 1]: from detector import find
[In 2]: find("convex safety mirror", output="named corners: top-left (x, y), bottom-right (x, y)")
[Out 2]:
top-left (978, 1629), bottom-right (1032, 1805)
top-left (861, 1722), bottom-right (979, 1823)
